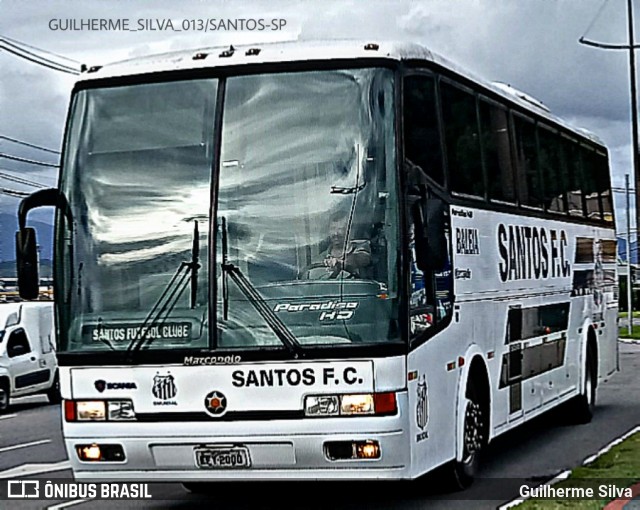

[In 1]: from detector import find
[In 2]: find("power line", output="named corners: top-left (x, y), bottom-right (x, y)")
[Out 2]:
top-left (0, 36), bottom-right (81, 72)
top-left (0, 170), bottom-right (48, 189)
top-left (0, 135), bottom-right (60, 155)
top-left (1, 187), bottom-right (30, 198)
top-left (0, 153), bottom-right (59, 168)
top-left (0, 34), bottom-right (81, 64)
top-left (0, 42), bottom-right (80, 75)
top-left (0, 38), bottom-right (80, 75)
top-left (580, 0), bottom-right (612, 42)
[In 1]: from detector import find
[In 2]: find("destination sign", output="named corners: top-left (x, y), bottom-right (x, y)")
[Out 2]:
top-left (83, 322), bottom-right (192, 343)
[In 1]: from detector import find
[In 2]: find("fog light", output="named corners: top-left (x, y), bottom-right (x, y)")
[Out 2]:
top-left (76, 444), bottom-right (125, 462)
top-left (356, 441), bottom-right (380, 459)
top-left (325, 440), bottom-right (381, 460)
top-left (78, 444), bottom-right (102, 461)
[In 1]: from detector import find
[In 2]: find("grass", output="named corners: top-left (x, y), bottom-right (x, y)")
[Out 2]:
top-left (514, 432), bottom-right (640, 509)
top-left (618, 311), bottom-right (640, 319)
top-left (619, 324), bottom-right (640, 339)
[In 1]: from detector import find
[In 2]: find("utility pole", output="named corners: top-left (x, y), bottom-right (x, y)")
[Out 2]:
top-left (580, 0), bottom-right (640, 283)
top-left (627, 174), bottom-right (633, 334)
top-left (628, 0), bottom-right (640, 242)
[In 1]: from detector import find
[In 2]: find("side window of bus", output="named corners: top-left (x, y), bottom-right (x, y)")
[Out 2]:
top-left (479, 99), bottom-right (515, 203)
top-left (440, 81), bottom-right (484, 198)
top-left (404, 164), bottom-right (453, 341)
top-left (513, 115), bottom-right (543, 208)
top-left (538, 125), bottom-right (568, 214)
top-left (564, 139), bottom-right (585, 217)
top-left (594, 152), bottom-right (614, 224)
top-left (403, 74), bottom-right (445, 186)
top-left (581, 146), bottom-right (603, 220)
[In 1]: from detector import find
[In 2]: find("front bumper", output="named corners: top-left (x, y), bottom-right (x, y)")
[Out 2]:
top-left (65, 394), bottom-right (411, 481)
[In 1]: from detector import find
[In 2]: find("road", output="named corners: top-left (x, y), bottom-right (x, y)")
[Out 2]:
top-left (1, 342), bottom-right (639, 510)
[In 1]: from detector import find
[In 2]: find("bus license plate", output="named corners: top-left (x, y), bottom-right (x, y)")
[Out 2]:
top-left (195, 447), bottom-right (251, 469)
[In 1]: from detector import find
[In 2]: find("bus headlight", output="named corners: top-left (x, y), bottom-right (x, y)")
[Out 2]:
top-left (76, 401), bottom-right (106, 421)
top-left (107, 400), bottom-right (136, 421)
top-left (304, 395), bottom-right (340, 416)
top-left (65, 400), bottom-right (136, 422)
top-left (340, 394), bottom-right (374, 415)
top-left (304, 392), bottom-right (396, 417)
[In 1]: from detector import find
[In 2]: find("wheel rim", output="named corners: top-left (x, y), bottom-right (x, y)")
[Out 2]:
top-left (463, 400), bottom-right (484, 464)
top-left (0, 389), bottom-right (8, 409)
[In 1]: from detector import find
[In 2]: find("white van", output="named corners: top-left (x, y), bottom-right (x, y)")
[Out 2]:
top-left (0, 301), bottom-right (59, 412)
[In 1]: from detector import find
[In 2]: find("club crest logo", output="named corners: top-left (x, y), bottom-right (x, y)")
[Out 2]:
top-left (152, 372), bottom-right (177, 400)
top-left (94, 380), bottom-right (106, 393)
top-left (416, 375), bottom-right (429, 442)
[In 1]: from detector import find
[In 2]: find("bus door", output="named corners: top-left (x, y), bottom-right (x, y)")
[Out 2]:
top-left (500, 304), bottom-right (530, 421)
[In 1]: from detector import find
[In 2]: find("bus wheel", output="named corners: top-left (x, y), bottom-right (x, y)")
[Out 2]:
top-left (573, 348), bottom-right (596, 424)
top-left (0, 381), bottom-right (9, 414)
top-left (450, 387), bottom-right (485, 490)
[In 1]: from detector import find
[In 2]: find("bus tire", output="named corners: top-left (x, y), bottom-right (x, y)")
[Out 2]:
top-left (449, 384), bottom-right (485, 490)
top-left (0, 380), bottom-right (10, 414)
top-left (46, 371), bottom-right (62, 405)
top-left (573, 347), bottom-right (596, 424)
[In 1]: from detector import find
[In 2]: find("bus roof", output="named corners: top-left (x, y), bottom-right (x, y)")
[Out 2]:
top-left (78, 39), bottom-right (605, 147)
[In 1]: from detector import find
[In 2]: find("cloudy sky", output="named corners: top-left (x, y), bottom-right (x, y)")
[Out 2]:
top-left (0, 0), bottom-right (636, 232)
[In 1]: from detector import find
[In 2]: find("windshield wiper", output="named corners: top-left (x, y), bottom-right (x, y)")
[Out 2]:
top-left (219, 216), bottom-right (302, 358)
top-left (330, 182), bottom-right (366, 194)
top-left (330, 145), bottom-right (367, 195)
top-left (127, 220), bottom-right (200, 353)
top-left (190, 221), bottom-right (200, 309)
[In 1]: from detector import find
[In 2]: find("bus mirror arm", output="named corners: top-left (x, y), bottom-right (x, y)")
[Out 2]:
top-left (17, 188), bottom-right (60, 230)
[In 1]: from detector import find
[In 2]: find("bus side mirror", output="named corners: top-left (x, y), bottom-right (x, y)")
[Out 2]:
top-left (14, 188), bottom-right (61, 301)
top-left (16, 227), bottom-right (40, 300)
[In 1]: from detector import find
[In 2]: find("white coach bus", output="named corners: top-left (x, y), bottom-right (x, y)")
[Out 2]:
top-left (16, 41), bottom-right (617, 488)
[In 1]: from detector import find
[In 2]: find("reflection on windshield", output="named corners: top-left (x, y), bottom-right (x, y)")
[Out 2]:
top-left (56, 68), bottom-right (400, 354)
top-left (57, 80), bottom-right (216, 352)
top-left (216, 69), bottom-right (399, 348)
top-left (219, 215), bottom-right (302, 355)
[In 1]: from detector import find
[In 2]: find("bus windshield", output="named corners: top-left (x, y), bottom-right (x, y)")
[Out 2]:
top-left (56, 67), bottom-right (400, 355)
